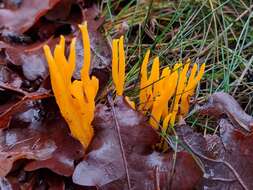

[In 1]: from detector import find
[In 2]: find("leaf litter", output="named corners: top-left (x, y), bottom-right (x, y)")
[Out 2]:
top-left (177, 93), bottom-right (253, 190)
top-left (0, 0), bottom-right (253, 189)
top-left (73, 96), bottom-right (202, 189)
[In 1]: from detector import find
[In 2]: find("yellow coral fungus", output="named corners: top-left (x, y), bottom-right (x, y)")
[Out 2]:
top-left (139, 50), bottom-right (152, 111)
top-left (43, 22), bottom-right (98, 149)
top-left (110, 38), bottom-right (205, 129)
top-left (44, 21), bottom-right (205, 150)
top-left (125, 96), bottom-right (135, 109)
top-left (138, 54), bottom-right (205, 128)
top-left (112, 36), bottom-right (125, 96)
top-left (162, 114), bottom-right (172, 132)
top-left (170, 61), bottom-right (190, 126)
top-left (139, 54), bottom-right (161, 113)
top-left (180, 63), bottom-right (206, 116)
top-left (149, 68), bottom-right (178, 129)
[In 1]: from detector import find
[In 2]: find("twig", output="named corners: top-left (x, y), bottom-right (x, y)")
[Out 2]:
top-left (155, 166), bottom-right (160, 190)
top-left (0, 82), bottom-right (27, 96)
top-left (210, 177), bottom-right (236, 182)
top-left (107, 94), bottom-right (131, 190)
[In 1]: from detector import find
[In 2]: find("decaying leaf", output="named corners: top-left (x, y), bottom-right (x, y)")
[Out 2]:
top-left (0, 102), bottom-right (84, 177)
top-left (0, 0), bottom-right (60, 34)
top-left (2, 39), bottom-right (58, 81)
top-left (0, 90), bottom-right (51, 129)
top-left (73, 96), bottom-right (202, 189)
top-left (0, 66), bottom-right (23, 89)
top-left (197, 92), bottom-right (253, 132)
top-left (178, 92), bottom-right (253, 190)
top-left (0, 170), bottom-right (65, 190)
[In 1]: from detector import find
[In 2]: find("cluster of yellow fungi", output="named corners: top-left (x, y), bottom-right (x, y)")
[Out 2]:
top-left (112, 41), bottom-right (205, 132)
top-left (139, 56), bottom-right (205, 131)
top-left (43, 22), bottom-right (98, 149)
top-left (43, 22), bottom-right (205, 149)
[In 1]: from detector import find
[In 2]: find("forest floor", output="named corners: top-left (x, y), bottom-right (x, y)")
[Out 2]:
top-left (0, 0), bottom-right (253, 189)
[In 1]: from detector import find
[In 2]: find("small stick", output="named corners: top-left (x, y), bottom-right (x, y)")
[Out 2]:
top-left (107, 94), bottom-right (131, 190)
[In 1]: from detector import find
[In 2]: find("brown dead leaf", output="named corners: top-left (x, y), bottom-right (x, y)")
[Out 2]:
top-left (0, 177), bottom-right (14, 190)
top-left (1, 170), bottom-right (65, 190)
top-left (1, 5), bottom-right (110, 90)
top-left (0, 100), bottom-right (84, 177)
top-left (0, 66), bottom-right (23, 89)
top-left (0, 0), bottom-right (60, 34)
top-left (73, 96), bottom-right (202, 190)
top-left (45, 0), bottom-right (78, 21)
top-left (178, 92), bottom-right (253, 190)
top-left (1, 38), bottom-right (60, 81)
top-left (0, 90), bottom-right (51, 129)
top-left (197, 92), bottom-right (253, 132)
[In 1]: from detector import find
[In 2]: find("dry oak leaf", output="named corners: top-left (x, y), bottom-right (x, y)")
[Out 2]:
top-left (73, 96), bottom-right (202, 190)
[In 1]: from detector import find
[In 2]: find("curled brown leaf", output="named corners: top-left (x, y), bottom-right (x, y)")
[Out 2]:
top-left (197, 92), bottom-right (253, 132)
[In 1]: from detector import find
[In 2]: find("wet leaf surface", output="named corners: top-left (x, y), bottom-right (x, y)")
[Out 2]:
top-left (197, 92), bottom-right (253, 132)
top-left (178, 92), bottom-right (253, 190)
top-left (0, 0), bottom-right (60, 34)
top-left (2, 39), bottom-right (58, 81)
top-left (0, 90), bottom-right (51, 129)
top-left (0, 99), bottom-right (84, 177)
top-left (73, 96), bottom-right (202, 190)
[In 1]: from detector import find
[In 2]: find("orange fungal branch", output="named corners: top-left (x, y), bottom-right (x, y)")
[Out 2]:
top-left (43, 22), bottom-right (98, 149)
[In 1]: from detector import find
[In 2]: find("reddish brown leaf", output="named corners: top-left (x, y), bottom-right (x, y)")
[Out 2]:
top-left (0, 96), bottom-right (20, 115)
top-left (178, 92), bottom-right (253, 190)
top-left (1, 170), bottom-right (65, 190)
top-left (0, 101), bottom-right (84, 177)
top-left (0, 0), bottom-right (60, 33)
top-left (73, 96), bottom-right (202, 190)
top-left (1, 39), bottom-right (59, 81)
top-left (39, 171), bottom-right (65, 190)
top-left (197, 92), bottom-right (253, 132)
top-left (0, 66), bottom-right (23, 89)
top-left (0, 97), bottom-right (29, 129)
top-left (2, 6), bottom-right (110, 90)
top-left (45, 0), bottom-right (77, 21)
top-left (0, 90), bottom-right (51, 129)
top-left (0, 177), bottom-right (16, 190)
